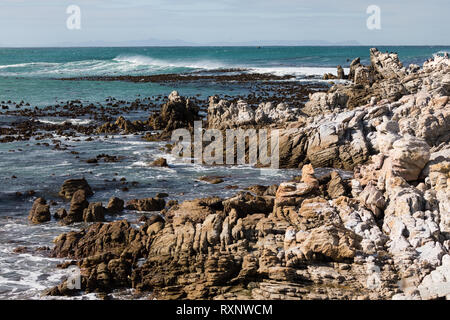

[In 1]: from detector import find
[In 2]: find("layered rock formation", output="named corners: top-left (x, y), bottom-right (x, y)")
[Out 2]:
top-left (45, 49), bottom-right (450, 300)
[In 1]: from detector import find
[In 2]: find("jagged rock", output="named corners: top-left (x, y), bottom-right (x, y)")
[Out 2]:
top-left (207, 97), bottom-right (255, 129)
top-left (208, 96), bottom-right (301, 129)
top-left (327, 171), bottom-right (347, 199)
top-left (28, 198), bottom-right (51, 224)
top-left (354, 66), bottom-right (374, 86)
top-left (337, 65), bottom-right (345, 79)
top-left (96, 116), bottom-right (149, 134)
top-left (45, 49), bottom-right (450, 300)
top-left (348, 57), bottom-right (361, 82)
top-left (126, 197), bottom-right (166, 212)
top-left (303, 92), bottom-right (348, 116)
top-left (59, 178), bottom-right (93, 199)
top-left (106, 197), bottom-right (124, 214)
top-left (199, 176), bottom-right (224, 184)
top-left (255, 102), bottom-right (300, 124)
top-left (51, 220), bottom-right (145, 261)
top-left (83, 202), bottom-right (106, 222)
top-left (64, 190), bottom-right (89, 224)
top-left (149, 91), bottom-right (200, 134)
top-left (370, 48), bottom-right (406, 80)
top-left (54, 208), bottom-right (67, 220)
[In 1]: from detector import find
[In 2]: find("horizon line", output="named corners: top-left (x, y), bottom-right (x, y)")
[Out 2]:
top-left (1, 44), bottom-right (450, 49)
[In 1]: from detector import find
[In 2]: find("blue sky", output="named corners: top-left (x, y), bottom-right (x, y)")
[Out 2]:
top-left (0, 0), bottom-right (448, 46)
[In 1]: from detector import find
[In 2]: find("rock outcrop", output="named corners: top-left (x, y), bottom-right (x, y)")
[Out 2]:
top-left (125, 197), bottom-right (166, 212)
top-left (59, 178), bottom-right (93, 199)
top-left (28, 198), bottom-right (51, 224)
top-left (207, 96), bottom-right (301, 129)
top-left (96, 116), bottom-right (150, 134)
top-left (45, 49), bottom-right (450, 300)
top-left (149, 91), bottom-right (200, 137)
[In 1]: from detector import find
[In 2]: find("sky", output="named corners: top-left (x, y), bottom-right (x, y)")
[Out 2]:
top-left (0, 0), bottom-right (448, 47)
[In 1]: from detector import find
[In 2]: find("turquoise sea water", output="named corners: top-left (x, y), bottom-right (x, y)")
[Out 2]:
top-left (0, 46), bottom-right (449, 299)
top-left (0, 46), bottom-right (449, 105)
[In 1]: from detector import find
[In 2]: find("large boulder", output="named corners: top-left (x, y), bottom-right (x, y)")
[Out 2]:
top-left (28, 198), bottom-right (51, 224)
top-left (149, 91), bottom-right (200, 134)
top-left (64, 190), bottom-right (89, 224)
top-left (83, 202), bottom-right (106, 222)
top-left (106, 197), bottom-right (124, 214)
top-left (386, 135), bottom-right (431, 182)
top-left (59, 178), bottom-right (93, 199)
top-left (125, 197), bottom-right (166, 212)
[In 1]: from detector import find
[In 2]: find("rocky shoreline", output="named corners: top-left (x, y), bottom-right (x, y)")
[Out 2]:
top-left (6, 48), bottom-right (450, 300)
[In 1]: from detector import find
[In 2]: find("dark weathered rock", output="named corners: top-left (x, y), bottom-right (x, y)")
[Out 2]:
top-left (126, 197), bottom-right (166, 212)
top-left (337, 65), bottom-right (345, 79)
top-left (83, 202), bottom-right (106, 222)
top-left (64, 190), bottom-right (89, 224)
top-left (199, 176), bottom-right (224, 184)
top-left (28, 198), bottom-right (51, 224)
top-left (150, 158), bottom-right (168, 167)
top-left (106, 196), bottom-right (124, 214)
top-left (149, 91), bottom-right (200, 136)
top-left (54, 208), bottom-right (68, 220)
top-left (59, 178), bottom-right (93, 199)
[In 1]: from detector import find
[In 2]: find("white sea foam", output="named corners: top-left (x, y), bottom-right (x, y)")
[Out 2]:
top-left (0, 62), bottom-right (59, 69)
top-left (113, 54), bottom-right (226, 70)
top-left (38, 118), bottom-right (92, 125)
top-left (0, 54), bottom-right (350, 80)
top-left (250, 66), bottom-right (350, 77)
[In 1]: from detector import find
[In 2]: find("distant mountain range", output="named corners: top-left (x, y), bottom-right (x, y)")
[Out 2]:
top-left (12, 38), bottom-right (362, 48)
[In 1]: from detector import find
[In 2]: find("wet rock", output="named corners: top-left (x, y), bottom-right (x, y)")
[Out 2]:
top-left (83, 202), bottom-right (106, 222)
top-left (106, 197), bottom-right (124, 214)
top-left (199, 176), bottom-right (224, 184)
top-left (59, 178), bottom-right (93, 199)
top-left (64, 190), bottom-right (89, 224)
top-left (337, 65), bottom-right (345, 79)
top-left (149, 91), bottom-right (200, 134)
top-left (155, 193), bottom-right (169, 198)
top-left (125, 198), bottom-right (166, 212)
top-left (150, 158), bottom-right (168, 167)
top-left (54, 208), bottom-right (68, 220)
top-left (28, 198), bottom-right (51, 224)
top-left (97, 116), bottom-right (149, 134)
top-left (51, 220), bottom-right (145, 261)
top-left (208, 96), bottom-right (301, 129)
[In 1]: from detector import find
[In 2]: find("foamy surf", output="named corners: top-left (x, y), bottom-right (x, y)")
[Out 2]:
top-left (113, 54), bottom-right (226, 70)
top-left (250, 66), bottom-right (350, 77)
top-left (38, 118), bottom-right (92, 125)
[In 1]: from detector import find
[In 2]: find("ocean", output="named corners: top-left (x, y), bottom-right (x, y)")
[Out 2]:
top-left (0, 45), bottom-right (448, 299)
top-left (1, 46), bottom-right (449, 105)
